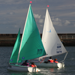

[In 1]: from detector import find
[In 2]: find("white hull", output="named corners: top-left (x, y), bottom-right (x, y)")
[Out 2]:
top-left (34, 62), bottom-right (65, 68)
top-left (7, 64), bottom-right (40, 72)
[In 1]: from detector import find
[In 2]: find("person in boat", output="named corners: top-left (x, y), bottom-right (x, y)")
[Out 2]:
top-left (48, 57), bottom-right (54, 63)
top-left (30, 62), bottom-right (37, 67)
top-left (21, 60), bottom-right (29, 66)
top-left (54, 58), bottom-right (58, 63)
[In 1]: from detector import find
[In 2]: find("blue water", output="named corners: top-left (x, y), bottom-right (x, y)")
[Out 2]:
top-left (0, 46), bottom-right (75, 75)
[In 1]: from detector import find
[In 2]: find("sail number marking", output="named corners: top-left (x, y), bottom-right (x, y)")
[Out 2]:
top-left (56, 44), bottom-right (62, 53)
top-left (37, 49), bottom-right (42, 54)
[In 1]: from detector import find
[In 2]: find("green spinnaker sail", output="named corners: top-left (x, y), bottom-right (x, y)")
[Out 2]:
top-left (9, 29), bottom-right (21, 63)
top-left (18, 5), bottom-right (46, 63)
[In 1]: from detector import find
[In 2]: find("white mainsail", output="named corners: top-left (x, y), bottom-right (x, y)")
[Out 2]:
top-left (42, 8), bottom-right (67, 57)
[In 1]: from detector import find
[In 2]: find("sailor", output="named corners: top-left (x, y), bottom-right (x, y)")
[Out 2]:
top-left (30, 62), bottom-right (37, 67)
top-left (48, 57), bottom-right (54, 63)
top-left (54, 58), bottom-right (58, 63)
top-left (21, 60), bottom-right (29, 66)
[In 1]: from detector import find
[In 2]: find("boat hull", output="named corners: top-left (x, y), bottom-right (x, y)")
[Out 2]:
top-left (7, 64), bottom-right (40, 72)
top-left (34, 62), bottom-right (65, 68)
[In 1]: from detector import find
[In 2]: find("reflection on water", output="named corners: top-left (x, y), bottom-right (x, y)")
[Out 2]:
top-left (8, 67), bottom-right (64, 75)
top-left (40, 67), bottom-right (65, 75)
top-left (10, 71), bottom-right (44, 75)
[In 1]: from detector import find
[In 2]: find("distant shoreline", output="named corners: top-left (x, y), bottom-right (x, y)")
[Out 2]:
top-left (0, 33), bottom-right (75, 46)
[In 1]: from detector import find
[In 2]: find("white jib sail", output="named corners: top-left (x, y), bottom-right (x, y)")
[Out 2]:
top-left (42, 8), bottom-right (67, 57)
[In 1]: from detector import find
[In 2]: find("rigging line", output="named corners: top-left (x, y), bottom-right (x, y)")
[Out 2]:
top-left (40, 55), bottom-right (47, 63)
top-left (60, 52), bottom-right (68, 63)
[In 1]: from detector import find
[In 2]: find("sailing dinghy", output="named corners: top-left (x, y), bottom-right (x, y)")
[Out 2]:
top-left (34, 8), bottom-right (68, 68)
top-left (8, 4), bottom-right (46, 72)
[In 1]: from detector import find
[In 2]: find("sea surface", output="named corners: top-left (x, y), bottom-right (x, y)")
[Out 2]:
top-left (0, 46), bottom-right (75, 75)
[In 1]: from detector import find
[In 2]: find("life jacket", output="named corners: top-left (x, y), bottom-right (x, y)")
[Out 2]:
top-left (48, 59), bottom-right (54, 63)
top-left (54, 61), bottom-right (58, 63)
top-left (30, 64), bottom-right (36, 67)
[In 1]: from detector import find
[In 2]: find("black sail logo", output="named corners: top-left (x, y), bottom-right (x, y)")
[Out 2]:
top-left (37, 49), bottom-right (42, 54)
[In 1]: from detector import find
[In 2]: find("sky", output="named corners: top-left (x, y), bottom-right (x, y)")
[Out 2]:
top-left (0, 0), bottom-right (75, 34)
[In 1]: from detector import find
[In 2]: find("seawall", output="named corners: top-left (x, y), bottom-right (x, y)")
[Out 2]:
top-left (0, 33), bottom-right (75, 46)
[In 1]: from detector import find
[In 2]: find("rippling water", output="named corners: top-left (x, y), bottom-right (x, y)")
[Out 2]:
top-left (0, 46), bottom-right (75, 75)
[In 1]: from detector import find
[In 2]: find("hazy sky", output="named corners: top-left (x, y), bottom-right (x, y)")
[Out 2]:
top-left (0, 0), bottom-right (75, 34)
